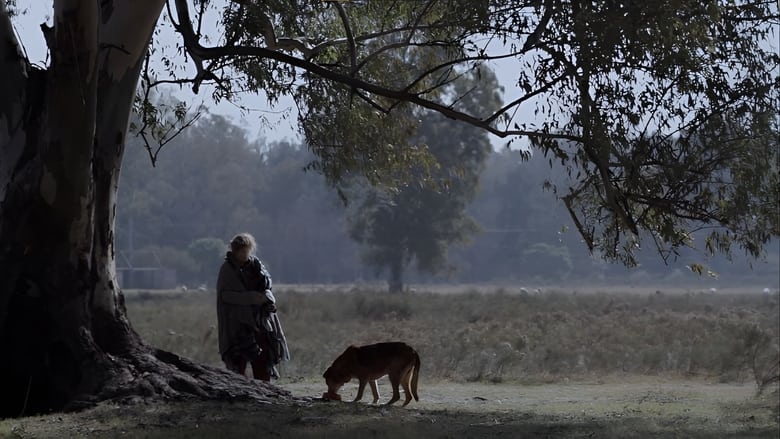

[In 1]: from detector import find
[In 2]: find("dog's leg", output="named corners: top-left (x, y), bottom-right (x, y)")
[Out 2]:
top-left (369, 379), bottom-right (380, 404)
top-left (401, 366), bottom-right (414, 406)
top-left (386, 373), bottom-right (401, 405)
top-left (353, 379), bottom-right (366, 402)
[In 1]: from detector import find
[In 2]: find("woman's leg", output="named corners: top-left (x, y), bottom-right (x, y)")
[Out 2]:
top-left (224, 355), bottom-right (248, 376)
top-left (251, 331), bottom-right (272, 381)
top-left (250, 349), bottom-right (272, 381)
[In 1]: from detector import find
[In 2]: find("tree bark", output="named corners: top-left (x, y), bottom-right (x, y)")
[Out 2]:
top-left (0, 0), bottom-right (30, 338)
top-left (0, 0), bottom-right (287, 418)
top-left (387, 256), bottom-right (404, 294)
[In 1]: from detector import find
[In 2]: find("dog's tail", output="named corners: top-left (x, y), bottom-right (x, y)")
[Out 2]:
top-left (411, 351), bottom-right (420, 401)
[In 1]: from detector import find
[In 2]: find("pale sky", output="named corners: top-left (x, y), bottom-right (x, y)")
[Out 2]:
top-left (9, 3), bottom-right (534, 150)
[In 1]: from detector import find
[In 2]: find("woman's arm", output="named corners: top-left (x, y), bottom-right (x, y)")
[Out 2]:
top-left (253, 257), bottom-right (272, 291)
top-left (216, 263), bottom-right (269, 306)
top-left (219, 290), bottom-right (269, 305)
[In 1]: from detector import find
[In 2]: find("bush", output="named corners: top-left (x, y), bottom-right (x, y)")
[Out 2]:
top-left (521, 243), bottom-right (574, 281)
top-left (740, 325), bottom-right (780, 395)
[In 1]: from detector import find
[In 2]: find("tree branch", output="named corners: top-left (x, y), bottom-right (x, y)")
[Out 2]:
top-left (521, 0), bottom-right (554, 52)
top-left (169, 0), bottom-right (216, 93)
top-left (134, 50), bottom-right (204, 167)
top-left (172, 0), bottom-right (580, 142)
top-left (332, 1), bottom-right (356, 76)
top-left (485, 71), bottom-right (571, 124)
top-left (405, 0), bottom-right (437, 45)
top-left (255, 8), bottom-right (314, 58)
top-left (308, 24), bottom-right (442, 58)
top-left (399, 50), bottom-right (524, 95)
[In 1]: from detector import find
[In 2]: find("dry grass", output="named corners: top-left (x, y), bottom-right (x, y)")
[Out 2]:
top-left (125, 286), bottom-right (780, 391)
top-left (2, 287), bottom-right (777, 438)
top-left (2, 381), bottom-right (777, 438)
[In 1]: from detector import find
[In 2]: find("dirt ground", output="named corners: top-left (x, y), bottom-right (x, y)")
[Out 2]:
top-left (1, 378), bottom-right (777, 438)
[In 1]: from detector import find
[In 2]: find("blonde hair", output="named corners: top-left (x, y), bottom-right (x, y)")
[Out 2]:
top-left (230, 233), bottom-right (256, 253)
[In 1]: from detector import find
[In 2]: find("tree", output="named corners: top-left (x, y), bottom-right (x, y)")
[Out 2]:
top-left (521, 2), bottom-right (780, 266)
top-left (347, 67), bottom-right (500, 292)
top-left (119, 122), bottom-right (364, 284)
top-left (187, 238), bottom-right (227, 286)
top-left (455, 149), bottom-right (576, 282)
top-left (119, 113), bottom-right (267, 249)
top-left (1, 0), bottom-right (777, 415)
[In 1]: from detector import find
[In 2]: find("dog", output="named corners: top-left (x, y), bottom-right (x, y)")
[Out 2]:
top-left (322, 342), bottom-right (420, 406)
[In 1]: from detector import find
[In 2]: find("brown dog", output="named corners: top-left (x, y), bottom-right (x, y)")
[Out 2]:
top-left (322, 342), bottom-right (420, 406)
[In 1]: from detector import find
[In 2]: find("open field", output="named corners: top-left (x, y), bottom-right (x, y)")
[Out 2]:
top-left (2, 286), bottom-right (778, 438)
top-left (1, 379), bottom-right (777, 438)
top-left (126, 285), bottom-right (780, 386)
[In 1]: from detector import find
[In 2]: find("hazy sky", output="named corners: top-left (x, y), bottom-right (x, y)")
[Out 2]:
top-left (10, 3), bottom-right (533, 150)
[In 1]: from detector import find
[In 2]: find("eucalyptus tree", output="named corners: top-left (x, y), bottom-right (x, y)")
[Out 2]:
top-left (347, 67), bottom-right (501, 293)
top-left (0, 0), bottom-right (777, 415)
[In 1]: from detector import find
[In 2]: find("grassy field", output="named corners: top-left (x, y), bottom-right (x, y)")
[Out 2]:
top-left (127, 285), bottom-right (780, 387)
top-left (1, 285), bottom-right (777, 438)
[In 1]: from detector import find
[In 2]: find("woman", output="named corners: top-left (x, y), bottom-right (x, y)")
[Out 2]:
top-left (216, 233), bottom-right (289, 381)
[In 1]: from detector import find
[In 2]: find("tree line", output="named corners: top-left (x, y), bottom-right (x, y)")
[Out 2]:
top-left (117, 114), bottom-right (779, 291)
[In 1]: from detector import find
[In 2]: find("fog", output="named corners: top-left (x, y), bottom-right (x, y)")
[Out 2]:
top-left (114, 114), bottom-right (780, 291)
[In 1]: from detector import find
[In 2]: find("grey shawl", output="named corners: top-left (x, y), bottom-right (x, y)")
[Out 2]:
top-left (255, 299), bottom-right (291, 378)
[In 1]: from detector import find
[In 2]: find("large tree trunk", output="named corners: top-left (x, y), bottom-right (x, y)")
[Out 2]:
top-left (0, 0), bottom-right (286, 418)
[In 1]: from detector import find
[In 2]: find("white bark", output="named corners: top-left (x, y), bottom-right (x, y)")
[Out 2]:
top-left (54, 0), bottom-right (98, 83)
top-left (99, 0), bottom-right (166, 79)
top-left (0, 0), bottom-right (29, 204)
top-left (45, 0), bottom-right (99, 268)
top-left (91, 0), bottom-right (165, 314)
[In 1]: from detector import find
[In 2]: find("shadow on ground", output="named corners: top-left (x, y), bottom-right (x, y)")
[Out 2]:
top-left (2, 388), bottom-right (778, 439)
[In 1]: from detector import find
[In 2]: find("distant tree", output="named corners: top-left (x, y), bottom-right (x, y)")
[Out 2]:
top-left (255, 141), bottom-right (364, 284)
top-left (144, 245), bottom-right (199, 285)
top-left (347, 67), bottom-right (501, 292)
top-left (454, 150), bottom-right (568, 281)
top-left (187, 238), bottom-right (227, 287)
top-left (118, 120), bottom-right (362, 286)
top-left (521, 243), bottom-right (573, 282)
top-left (118, 113), bottom-right (265, 248)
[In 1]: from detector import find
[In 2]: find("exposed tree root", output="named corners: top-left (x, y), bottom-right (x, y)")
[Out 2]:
top-left (63, 344), bottom-right (291, 413)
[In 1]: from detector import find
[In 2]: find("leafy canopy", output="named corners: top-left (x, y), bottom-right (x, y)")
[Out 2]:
top-left (138, 0), bottom-right (779, 266)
